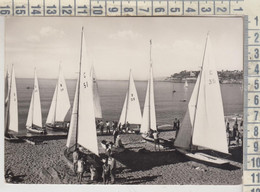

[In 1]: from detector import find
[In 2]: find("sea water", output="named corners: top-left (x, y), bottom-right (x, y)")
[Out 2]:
top-left (15, 78), bottom-right (243, 131)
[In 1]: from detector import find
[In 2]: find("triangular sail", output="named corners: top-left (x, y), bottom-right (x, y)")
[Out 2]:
top-left (119, 70), bottom-right (142, 125)
top-left (77, 31), bottom-right (99, 156)
top-left (119, 93), bottom-right (127, 125)
top-left (140, 40), bottom-right (157, 133)
top-left (174, 73), bottom-right (201, 149)
top-left (66, 78), bottom-right (79, 148)
top-left (8, 66), bottom-right (19, 132)
top-left (46, 65), bottom-right (70, 124)
top-left (175, 35), bottom-right (228, 154)
top-left (4, 69), bottom-right (10, 135)
top-left (192, 35), bottom-right (228, 154)
top-left (26, 70), bottom-right (42, 128)
top-left (91, 66), bottom-right (102, 119)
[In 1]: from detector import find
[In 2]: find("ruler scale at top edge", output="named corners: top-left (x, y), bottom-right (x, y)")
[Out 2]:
top-left (0, 0), bottom-right (245, 17)
top-left (1, 0), bottom-right (260, 192)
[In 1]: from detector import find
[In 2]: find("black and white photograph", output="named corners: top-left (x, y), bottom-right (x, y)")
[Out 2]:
top-left (4, 17), bottom-right (243, 185)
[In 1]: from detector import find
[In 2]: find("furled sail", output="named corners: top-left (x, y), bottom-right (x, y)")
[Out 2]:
top-left (46, 65), bottom-right (70, 124)
top-left (119, 70), bottom-right (142, 125)
top-left (26, 69), bottom-right (42, 128)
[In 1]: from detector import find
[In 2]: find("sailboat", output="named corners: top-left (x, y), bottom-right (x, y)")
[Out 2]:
top-left (90, 65), bottom-right (102, 119)
top-left (174, 34), bottom-right (230, 166)
top-left (184, 79), bottom-right (188, 88)
top-left (180, 80), bottom-right (188, 102)
top-left (66, 27), bottom-right (99, 159)
top-left (5, 65), bottom-right (19, 140)
top-left (118, 69), bottom-right (142, 132)
top-left (26, 69), bottom-right (46, 134)
top-left (140, 40), bottom-right (158, 141)
top-left (45, 65), bottom-right (71, 131)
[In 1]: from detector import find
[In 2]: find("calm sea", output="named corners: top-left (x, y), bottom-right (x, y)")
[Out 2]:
top-left (15, 78), bottom-right (243, 131)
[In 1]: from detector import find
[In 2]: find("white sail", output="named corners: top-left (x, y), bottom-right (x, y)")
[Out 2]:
top-left (46, 86), bottom-right (57, 124)
top-left (184, 79), bottom-right (188, 88)
top-left (8, 66), bottom-right (19, 132)
top-left (140, 40), bottom-right (157, 133)
top-left (119, 70), bottom-right (142, 125)
top-left (46, 65), bottom-right (71, 124)
top-left (66, 78), bottom-right (79, 148)
top-left (4, 69), bottom-right (10, 134)
top-left (77, 31), bottom-right (99, 156)
top-left (91, 66), bottom-right (102, 119)
top-left (192, 35), bottom-right (228, 154)
top-left (26, 70), bottom-right (42, 128)
top-left (119, 93), bottom-right (127, 125)
top-left (174, 73), bottom-right (201, 149)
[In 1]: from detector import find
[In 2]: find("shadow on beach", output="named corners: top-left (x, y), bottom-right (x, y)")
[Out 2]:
top-left (114, 149), bottom-right (188, 172)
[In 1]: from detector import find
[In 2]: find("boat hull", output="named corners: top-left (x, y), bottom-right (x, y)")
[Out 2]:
top-left (45, 122), bottom-right (68, 132)
top-left (26, 126), bottom-right (46, 134)
top-left (141, 134), bottom-right (173, 149)
top-left (176, 148), bottom-right (230, 167)
top-left (5, 134), bottom-right (20, 142)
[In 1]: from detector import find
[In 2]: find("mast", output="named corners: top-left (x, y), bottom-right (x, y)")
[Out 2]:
top-left (148, 39), bottom-right (152, 129)
top-left (189, 33), bottom-right (209, 150)
top-left (53, 63), bottom-right (60, 124)
top-left (32, 68), bottom-right (36, 127)
top-left (76, 27), bottom-right (84, 148)
top-left (124, 69), bottom-right (131, 125)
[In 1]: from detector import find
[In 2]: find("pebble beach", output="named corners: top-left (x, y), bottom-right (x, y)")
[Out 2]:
top-left (4, 129), bottom-right (242, 185)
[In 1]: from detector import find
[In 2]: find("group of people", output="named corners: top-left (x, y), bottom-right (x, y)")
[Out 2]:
top-left (96, 120), bottom-right (132, 135)
top-left (226, 119), bottom-right (243, 146)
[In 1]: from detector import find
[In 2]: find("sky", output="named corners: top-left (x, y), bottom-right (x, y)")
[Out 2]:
top-left (5, 17), bottom-right (243, 80)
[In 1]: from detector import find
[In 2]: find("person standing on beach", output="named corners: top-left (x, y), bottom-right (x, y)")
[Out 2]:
top-left (173, 118), bottom-right (178, 130)
top-left (100, 120), bottom-right (104, 135)
top-left (106, 121), bottom-right (111, 134)
top-left (90, 164), bottom-right (98, 182)
top-left (73, 149), bottom-right (79, 174)
top-left (102, 158), bottom-right (110, 184)
top-left (108, 154), bottom-right (116, 184)
top-left (153, 131), bottom-right (160, 151)
top-left (77, 157), bottom-right (84, 183)
top-left (113, 128), bottom-right (119, 144)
